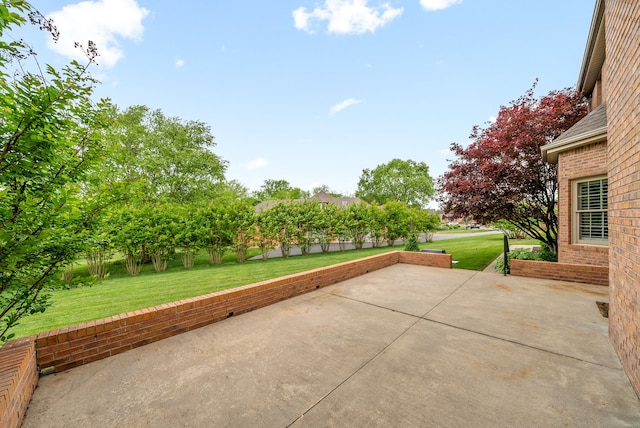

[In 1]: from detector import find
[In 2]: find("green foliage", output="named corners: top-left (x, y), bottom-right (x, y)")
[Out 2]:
top-left (539, 243), bottom-right (558, 262)
top-left (0, 2), bottom-right (112, 342)
top-left (108, 206), bottom-right (148, 275)
top-left (97, 105), bottom-right (228, 205)
top-left (226, 199), bottom-right (256, 263)
top-left (381, 201), bottom-right (410, 246)
top-left (10, 234), bottom-right (541, 338)
top-left (404, 233), bottom-right (420, 252)
top-left (197, 202), bottom-right (231, 265)
top-left (144, 205), bottom-right (179, 272)
top-left (289, 200), bottom-right (322, 256)
top-left (313, 202), bottom-right (339, 253)
top-left (253, 179), bottom-right (309, 201)
top-left (356, 158), bottom-right (435, 207)
top-left (491, 220), bottom-right (527, 239)
top-left (494, 245), bottom-right (556, 274)
top-left (345, 202), bottom-right (372, 249)
top-left (173, 205), bottom-right (202, 269)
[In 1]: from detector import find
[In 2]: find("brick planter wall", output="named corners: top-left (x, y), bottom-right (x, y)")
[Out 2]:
top-left (0, 338), bottom-right (38, 428)
top-left (510, 259), bottom-right (609, 287)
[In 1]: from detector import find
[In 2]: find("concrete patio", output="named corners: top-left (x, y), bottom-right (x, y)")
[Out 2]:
top-left (22, 265), bottom-right (640, 427)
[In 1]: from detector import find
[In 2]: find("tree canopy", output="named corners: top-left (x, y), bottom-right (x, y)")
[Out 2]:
top-left (97, 105), bottom-right (228, 205)
top-left (253, 179), bottom-right (310, 201)
top-left (356, 158), bottom-right (435, 208)
top-left (438, 83), bottom-right (587, 253)
top-left (0, 1), bottom-right (113, 341)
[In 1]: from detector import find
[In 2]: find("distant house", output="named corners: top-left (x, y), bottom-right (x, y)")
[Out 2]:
top-left (541, 0), bottom-right (640, 396)
top-left (254, 192), bottom-right (362, 213)
top-left (308, 191), bottom-right (362, 207)
top-left (254, 199), bottom-right (292, 213)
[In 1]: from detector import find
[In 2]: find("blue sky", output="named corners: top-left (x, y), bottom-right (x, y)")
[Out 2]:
top-left (21, 0), bottom-right (595, 203)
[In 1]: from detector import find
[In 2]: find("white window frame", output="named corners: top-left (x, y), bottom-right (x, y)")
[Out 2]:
top-left (572, 175), bottom-right (608, 246)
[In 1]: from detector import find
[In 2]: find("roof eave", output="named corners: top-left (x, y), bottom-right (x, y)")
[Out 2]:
top-left (577, 0), bottom-right (606, 95)
top-left (541, 126), bottom-right (607, 163)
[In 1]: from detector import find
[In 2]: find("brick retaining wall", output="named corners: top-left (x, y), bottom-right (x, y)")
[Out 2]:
top-left (0, 251), bottom-right (451, 427)
top-left (0, 338), bottom-right (38, 428)
top-left (510, 259), bottom-right (609, 287)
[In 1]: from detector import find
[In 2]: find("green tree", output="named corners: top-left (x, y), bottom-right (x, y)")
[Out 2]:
top-left (410, 208), bottom-right (440, 242)
top-left (226, 199), bottom-right (256, 263)
top-left (255, 209), bottom-right (278, 260)
top-left (253, 179), bottom-right (310, 201)
top-left (261, 202), bottom-right (296, 257)
top-left (367, 203), bottom-right (386, 247)
top-left (290, 200), bottom-right (322, 256)
top-left (381, 201), bottom-right (411, 247)
top-left (174, 205), bottom-right (203, 269)
top-left (345, 202), bottom-right (371, 249)
top-left (197, 203), bottom-right (231, 265)
top-left (108, 206), bottom-right (148, 275)
top-left (314, 203), bottom-right (339, 253)
top-left (100, 105), bottom-right (228, 205)
top-left (0, 2), bottom-right (112, 341)
top-left (356, 159), bottom-right (435, 208)
top-left (143, 205), bottom-right (178, 272)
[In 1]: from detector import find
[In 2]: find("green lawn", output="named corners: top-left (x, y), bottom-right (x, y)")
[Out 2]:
top-left (10, 234), bottom-right (538, 339)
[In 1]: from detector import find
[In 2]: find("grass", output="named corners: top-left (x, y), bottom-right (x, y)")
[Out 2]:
top-left (434, 228), bottom-right (495, 234)
top-left (10, 234), bottom-right (539, 339)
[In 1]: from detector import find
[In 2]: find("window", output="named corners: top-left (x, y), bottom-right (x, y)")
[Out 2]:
top-left (573, 176), bottom-right (608, 245)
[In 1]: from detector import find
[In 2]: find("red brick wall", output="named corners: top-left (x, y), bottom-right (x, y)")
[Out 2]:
top-left (510, 259), bottom-right (609, 287)
top-left (605, 0), bottom-right (640, 397)
top-left (557, 142), bottom-right (609, 266)
top-left (0, 251), bottom-right (451, 421)
top-left (0, 338), bottom-right (38, 428)
top-left (32, 251), bottom-right (451, 373)
top-left (397, 251), bottom-right (452, 268)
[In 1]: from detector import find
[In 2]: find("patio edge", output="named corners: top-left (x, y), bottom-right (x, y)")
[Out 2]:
top-left (0, 251), bottom-right (451, 428)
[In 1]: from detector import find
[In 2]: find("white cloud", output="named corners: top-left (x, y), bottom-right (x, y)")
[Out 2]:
top-left (439, 148), bottom-right (450, 156)
top-left (329, 98), bottom-right (362, 115)
top-left (47, 0), bottom-right (149, 68)
top-left (175, 59), bottom-right (185, 68)
top-left (293, 0), bottom-right (403, 35)
top-left (420, 0), bottom-right (462, 11)
top-left (245, 158), bottom-right (269, 169)
top-left (488, 115), bottom-right (497, 123)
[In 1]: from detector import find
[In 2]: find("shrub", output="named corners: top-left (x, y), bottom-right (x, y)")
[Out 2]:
top-left (404, 233), bottom-right (420, 252)
top-left (494, 247), bottom-right (553, 274)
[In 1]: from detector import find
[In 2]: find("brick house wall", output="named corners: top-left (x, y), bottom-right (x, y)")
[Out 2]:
top-left (557, 142), bottom-right (609, 266)
top-left (605, 0), bottom-right (640, 398)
